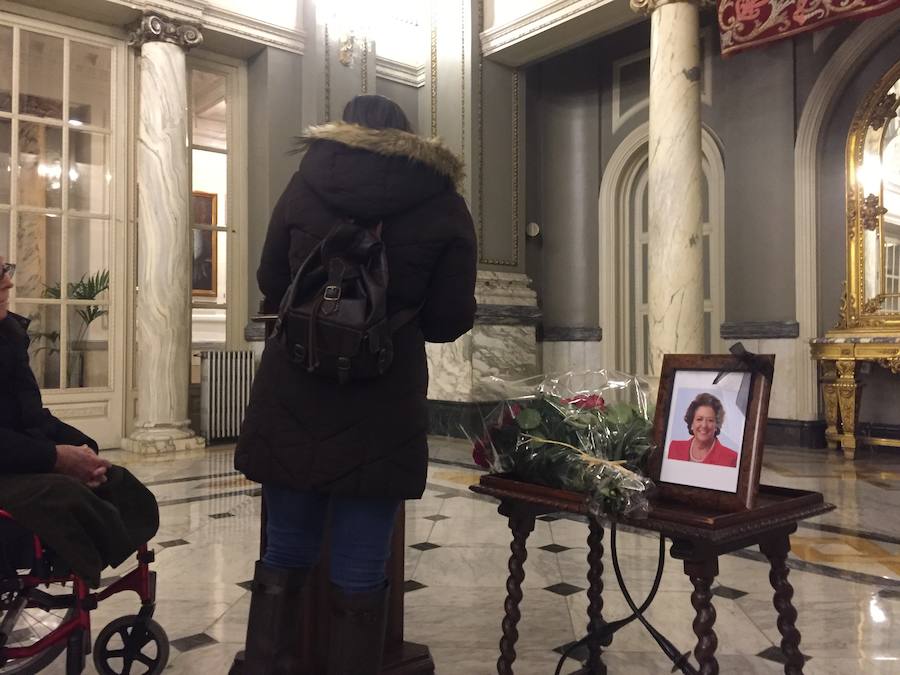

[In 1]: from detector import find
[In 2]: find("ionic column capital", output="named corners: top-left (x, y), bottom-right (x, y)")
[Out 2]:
top-left (128, 12), bottom-right (203, 51)
top-left (630, 0), bottom-right (715, 15)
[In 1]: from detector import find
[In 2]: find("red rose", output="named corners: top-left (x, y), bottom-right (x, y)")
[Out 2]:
top-left (562, 394), bottom-right (606, 411)
top-left (472, 436), bottom-right (491, 468)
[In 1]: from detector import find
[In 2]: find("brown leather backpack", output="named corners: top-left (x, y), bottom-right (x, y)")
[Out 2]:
top-left (274, 218), bottom-right (418, 384)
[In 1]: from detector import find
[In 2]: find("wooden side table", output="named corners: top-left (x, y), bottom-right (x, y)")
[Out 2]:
top-left (471, 475), bottom-right (834, 675)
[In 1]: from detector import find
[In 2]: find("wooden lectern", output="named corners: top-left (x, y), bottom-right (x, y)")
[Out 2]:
top-left (252, 314), bottom-right (434, 673)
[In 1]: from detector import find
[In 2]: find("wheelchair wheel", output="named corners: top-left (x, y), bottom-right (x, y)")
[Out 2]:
top-left (92, 615), bottom-right (169, 675)
top-left (0, 589), bottom-right (76, 674)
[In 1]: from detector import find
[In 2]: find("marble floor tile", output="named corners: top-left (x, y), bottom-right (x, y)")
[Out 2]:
top-left (405, 585), bottom-right (574, 650)
top-left (412, 544), bottom-right (563, 591)
top-left (428, 645), bottom-right (565, 675)
top-left (736, 592), bottom-right (899, 660)
top-left (568, 589), bottom-right (774, 657)
top-left (17, 442), bottom-right (900, 674)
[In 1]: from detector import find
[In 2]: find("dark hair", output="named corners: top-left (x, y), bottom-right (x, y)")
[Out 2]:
top-left (684, 393), bottom-right (725, 436)
top-left (342, 95), bottom-right (412, 133)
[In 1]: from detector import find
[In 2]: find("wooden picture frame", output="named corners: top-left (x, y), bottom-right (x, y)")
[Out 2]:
top-left (191, 191), bottom-right (217, 298)
top-left (647, 353), bottom-right (774, 512)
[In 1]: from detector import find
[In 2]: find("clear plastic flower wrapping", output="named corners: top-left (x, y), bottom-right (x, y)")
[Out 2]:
top-left (468, 370), bottom-right (656, 518)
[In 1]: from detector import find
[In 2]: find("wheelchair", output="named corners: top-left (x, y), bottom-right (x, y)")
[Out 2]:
top-left (0, 510), bottom-right (169, 674)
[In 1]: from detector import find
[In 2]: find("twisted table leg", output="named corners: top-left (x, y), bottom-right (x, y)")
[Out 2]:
top-left (496, 503), bottom-right (536, 675)
top-left (684, 557), bottom-right (719, 675)
top-left (760, 533), bottom-right (804, 674)
top-left (584, 518), bottom-right (606, 674)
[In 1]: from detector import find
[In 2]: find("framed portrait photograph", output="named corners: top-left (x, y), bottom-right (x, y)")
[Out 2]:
top-left (191, 192), bottom-right (217, 298)
top-left (648, 353), bottom-right (775, 512)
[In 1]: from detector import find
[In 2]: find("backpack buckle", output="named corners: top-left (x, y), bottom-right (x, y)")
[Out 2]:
top-left (337, 357), bottom-right (351, 384)
top-left (323, 285), bottom-right (341, 301)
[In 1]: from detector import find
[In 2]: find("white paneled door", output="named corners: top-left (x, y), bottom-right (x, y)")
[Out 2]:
top-left (0, 13), bottom-right (127, 448)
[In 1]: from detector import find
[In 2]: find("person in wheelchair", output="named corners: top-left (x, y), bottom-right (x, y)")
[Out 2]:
top-left (0, 257), bottom-right (159, 588)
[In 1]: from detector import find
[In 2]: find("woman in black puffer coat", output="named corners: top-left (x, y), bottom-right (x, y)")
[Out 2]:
top-left (232, 96), bottom-right (477, 675)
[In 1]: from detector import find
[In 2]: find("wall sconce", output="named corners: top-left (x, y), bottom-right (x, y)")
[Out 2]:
top-left (338, 31), bottom-right (356, 67)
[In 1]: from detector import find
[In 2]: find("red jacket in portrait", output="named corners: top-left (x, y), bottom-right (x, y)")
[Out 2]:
top-left (666, 438), bottom-right (738, 468)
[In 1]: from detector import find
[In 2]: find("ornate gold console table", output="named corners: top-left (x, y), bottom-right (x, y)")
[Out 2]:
top-left (810, 335), bottom-right (900, 459)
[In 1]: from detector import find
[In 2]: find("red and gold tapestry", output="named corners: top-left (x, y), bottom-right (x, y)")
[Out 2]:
top-left (719, 0), bottom-right (900, 56)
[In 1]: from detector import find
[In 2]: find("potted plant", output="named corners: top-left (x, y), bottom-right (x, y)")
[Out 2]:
top-left (42, 270), bottom-right (110, 386)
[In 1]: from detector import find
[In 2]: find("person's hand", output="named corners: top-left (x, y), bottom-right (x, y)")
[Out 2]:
top-left (54, 444), bottom-right (112, 488)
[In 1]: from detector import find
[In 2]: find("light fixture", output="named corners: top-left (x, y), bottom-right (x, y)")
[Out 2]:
top-left (869, 596), bottom-right (886, 624)
top-left (858, 152), bottom-right (883, 195)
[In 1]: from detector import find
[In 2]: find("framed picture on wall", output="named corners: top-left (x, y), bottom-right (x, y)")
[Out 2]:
top-left (647, 353), bottom-right (775, 512)
top-left (191, 191), bottom-right (217, 297)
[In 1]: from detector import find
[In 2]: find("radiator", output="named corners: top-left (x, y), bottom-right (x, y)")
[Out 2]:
top-left (199, 350), bottom-right (256, 442)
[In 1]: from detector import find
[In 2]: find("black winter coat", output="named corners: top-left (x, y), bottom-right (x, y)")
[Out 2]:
top-left (0, 313), bottom-right (98, 473)
top-left (235, 123), bottom-right (477, 499)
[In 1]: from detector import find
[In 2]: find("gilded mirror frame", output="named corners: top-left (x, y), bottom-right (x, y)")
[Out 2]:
top-left (842, 61), bottom-right (900, 331)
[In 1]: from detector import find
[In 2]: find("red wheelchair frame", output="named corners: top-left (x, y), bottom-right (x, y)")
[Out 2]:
top-left (0, 509), bottom-right (168, 674)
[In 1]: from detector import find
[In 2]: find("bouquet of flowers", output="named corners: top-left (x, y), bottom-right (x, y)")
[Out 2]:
top-left (470, 371), bottom-right (655, 517)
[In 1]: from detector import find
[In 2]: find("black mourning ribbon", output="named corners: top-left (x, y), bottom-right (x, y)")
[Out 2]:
top-left (712, 341), bottom-right (774, 384)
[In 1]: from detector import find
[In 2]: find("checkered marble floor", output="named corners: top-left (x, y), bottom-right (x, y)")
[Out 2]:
top-left (35, 440), bottom-right (900, 674)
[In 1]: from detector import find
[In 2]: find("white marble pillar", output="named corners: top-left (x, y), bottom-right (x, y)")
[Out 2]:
top-left (633, 0), bottom-right (708, 376)
top-left (123, 14), bottom-right (205, 453)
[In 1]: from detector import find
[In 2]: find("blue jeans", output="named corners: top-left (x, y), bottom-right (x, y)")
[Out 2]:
top-left (262, 484), bottom-right (401, 593)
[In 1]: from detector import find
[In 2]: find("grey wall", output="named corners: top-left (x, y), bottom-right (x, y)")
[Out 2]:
top-left (247, 47), bottom-right (303, 316)
top-left (525, 67), bottom-right (544, 304)
top-left (527, 45), bottom-right (601, 328)
top-left (525, 16), bottom-right (865, 333)
top-left (375, 78), bottom-right (420, 133)
top-left (704, 40), bottom-right (796, 323)
top-left (480, 60), bottom-right (524, 271)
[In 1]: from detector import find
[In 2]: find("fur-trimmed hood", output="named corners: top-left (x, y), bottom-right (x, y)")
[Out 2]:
top-left (297, 122), bottom-right (464, 189)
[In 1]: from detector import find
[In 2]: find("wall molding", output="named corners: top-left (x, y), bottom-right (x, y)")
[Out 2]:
top-left (793, 10), bottom-right (900, 421)
top-left (374, 57), bottom-right (426, 87)
top-left (202, 5), bottom-right (305, 55)
top-left (720, 321), bottom-right (800, 340)
top-left (0, 0), bottom-right (306, 54)
top-left (480, 0), bottom-right (635, 66)
top-left (611, 49), bottom-right (650, 135)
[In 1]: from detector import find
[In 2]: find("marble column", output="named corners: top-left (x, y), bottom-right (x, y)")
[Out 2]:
top-left (123, 14), bottom-right (205, 454)
top-left (632, 0), bottom-right (709, 376)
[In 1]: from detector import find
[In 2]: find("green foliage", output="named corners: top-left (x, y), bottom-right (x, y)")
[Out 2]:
top-left (488, 393), bottom-right (654, 516)
top-left (43, 270), bottom-right (110, 343)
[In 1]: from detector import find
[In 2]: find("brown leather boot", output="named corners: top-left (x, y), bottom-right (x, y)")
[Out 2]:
top-left (327, 582), bottom-right (389, 675)
top-left (230, 561), bottom-right (309, 675)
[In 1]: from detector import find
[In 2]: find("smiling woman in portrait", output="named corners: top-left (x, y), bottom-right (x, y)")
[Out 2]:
top-left (667, 392), bottom-right (738, 468)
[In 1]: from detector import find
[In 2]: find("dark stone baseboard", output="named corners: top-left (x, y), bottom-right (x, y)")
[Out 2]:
top-left (538, 326), bottom-right (603, 342)
top-left (427, 399), bottom-right (500, 438)
top-left (475, 304), bottom-right (542, 326)
top-left (856, 422), bottom-right (900, 441)
top-left (720, 321), bottom-right (800, 340)
top-left (765, 418), bottom-right (826, 448)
